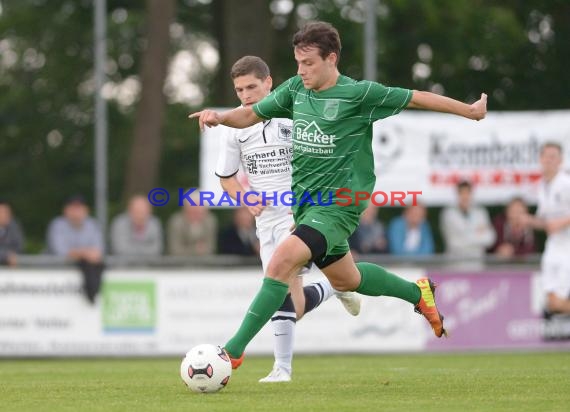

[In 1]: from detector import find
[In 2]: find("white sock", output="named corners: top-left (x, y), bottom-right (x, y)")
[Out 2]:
top-left (312, 278), bottom-right (335, 302)
top-left (271, 315), bottom-right (295, 375)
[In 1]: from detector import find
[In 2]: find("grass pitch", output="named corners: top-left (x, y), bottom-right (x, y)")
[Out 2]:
top-left (2, 352), bottom-right (569, 412)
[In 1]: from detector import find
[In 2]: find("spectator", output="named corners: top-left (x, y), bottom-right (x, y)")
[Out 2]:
top-left (0, 200), bottom-right (24, 266)
top-left (440, 180), bottom-right (496, 263)
top-left (218, 207), bottom-right (259, 256)
top-left (110, 195), bottom-right (163, 256)
top-left (388, 204), bottom-right (434, 256)
top-left (47, 195), bottom-right (104, 304)
top-left (491, 197), bottom-right (536, 258)
top-left (168, 192), bottom-right (217, 256)
top-left (349, 203), bottom-right (387, 254)
top-left (521, 142), bottom-right (570, 317)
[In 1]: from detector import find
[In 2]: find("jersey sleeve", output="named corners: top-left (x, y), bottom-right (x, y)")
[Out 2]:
top-left (362, 81), bottom-right (413, 123)
top-left (252, 77), bottom-right (295, 120)
top-left (535, 183), bottom-right (546, 218)
top-left (535, 200), bottom-right (544, 218)
top-left (561, 174), bottom-right (570, 210)
top-left (215, 126), bottom-right (241, 178)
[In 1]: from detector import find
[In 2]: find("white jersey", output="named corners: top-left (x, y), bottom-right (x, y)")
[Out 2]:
top-left (536, 170), bottom-right (570, 256)
top-left (215, 116), bottom-right (294, 228)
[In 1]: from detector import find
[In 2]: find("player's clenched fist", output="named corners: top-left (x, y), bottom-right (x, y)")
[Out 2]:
top-left (470, 93), bottom-right (487, 121)
top-left (188, 109), bottom-right (223, 130)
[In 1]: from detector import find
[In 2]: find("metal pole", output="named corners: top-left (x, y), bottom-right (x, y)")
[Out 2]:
top-left (363, 0), bottom-right (377, 81)
top-left (94, 0), bottom-right (108, 250)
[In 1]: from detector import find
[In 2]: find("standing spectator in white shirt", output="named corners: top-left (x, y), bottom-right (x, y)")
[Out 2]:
top-left (522, 142), bottom-right (570, 315)
top-left (440, 180), bottom-right (496, 265)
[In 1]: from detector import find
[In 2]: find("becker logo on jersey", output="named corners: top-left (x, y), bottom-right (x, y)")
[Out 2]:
top-left (294, 119), bottom-right (336, 148)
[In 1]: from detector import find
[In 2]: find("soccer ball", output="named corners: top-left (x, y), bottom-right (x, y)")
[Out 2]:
top-left (180, 344), bottom-right (232, 393)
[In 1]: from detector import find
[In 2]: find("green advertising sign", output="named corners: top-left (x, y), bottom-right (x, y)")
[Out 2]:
top-left (102, 281), bottom-right (156, 332)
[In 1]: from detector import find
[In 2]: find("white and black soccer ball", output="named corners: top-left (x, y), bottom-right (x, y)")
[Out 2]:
top-left (180, 344), bottom-right (232, 393)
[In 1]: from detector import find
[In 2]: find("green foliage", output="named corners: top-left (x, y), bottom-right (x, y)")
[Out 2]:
top-left (0, 0), bottom-right (209, 251)
top-left (0, 1), bottom-right (138, 250)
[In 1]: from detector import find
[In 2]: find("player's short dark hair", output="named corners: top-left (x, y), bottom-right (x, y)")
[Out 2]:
top-left (456, 179), bottom-right (472, 192)
top-left (292, 21), bottom-right (341, 64)
top-left (230, 56), bottom-right (270, 80)
top-left (540, 141), bottom-right (562, 155)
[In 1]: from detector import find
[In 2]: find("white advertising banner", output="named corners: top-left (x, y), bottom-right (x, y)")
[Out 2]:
top-left (0, 267), bottom-right (427, 357)
top-left (200, 110), bottom-right (570, 206)
top-left (0, 270), bottom-right (158, 356)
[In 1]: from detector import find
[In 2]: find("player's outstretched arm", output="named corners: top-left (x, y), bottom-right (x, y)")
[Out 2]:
top-left (407, 91), bottom-right (487, 121)
top-left (188, 106), bottom-right (263, 130)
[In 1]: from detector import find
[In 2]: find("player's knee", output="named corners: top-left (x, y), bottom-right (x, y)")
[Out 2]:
top-left (266, 254), bottom-right (302, 282)
top-left (267, 238), bottom-right (311, 281)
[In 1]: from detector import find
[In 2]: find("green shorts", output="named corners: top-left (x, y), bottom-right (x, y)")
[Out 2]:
top-left (294, 206), bottom-right (361, 258)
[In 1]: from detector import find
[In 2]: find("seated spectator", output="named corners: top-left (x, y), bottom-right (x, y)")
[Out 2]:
top-left (47, 195), bottom-right (104, 304)
top-left (491, 197), bottom-right (536, 259)
top-left (0, 200), bottom-right (24, 266)
top-left (110, 195), bottom-right (163, 256)
top-left (440, 180), bottom-right (496, 262)
top-left (349, 203), bottom-right (387, 254)
top-left (168, 192), bottom-right (217, 256)
top-left (388, 203), bottom-right (434, 256)
top-left (218, 207), bottom-right (259, 256)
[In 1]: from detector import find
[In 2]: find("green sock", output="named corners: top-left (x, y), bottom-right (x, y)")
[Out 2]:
top-left (225, 277), bottom-right (289, 358)
top-left (355, 262), bottom-right (421, 305)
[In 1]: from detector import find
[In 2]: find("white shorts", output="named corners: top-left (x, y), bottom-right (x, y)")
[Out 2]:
top-left (256, 212), bottom-right (311, 276)
top-left (541, 253), bottom-right (570, 299)
top-left (257, 213), bottom-right (294, 273)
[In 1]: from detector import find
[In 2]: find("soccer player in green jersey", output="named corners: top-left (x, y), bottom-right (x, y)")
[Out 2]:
top-left (190, 21), bottom-right (487, 369)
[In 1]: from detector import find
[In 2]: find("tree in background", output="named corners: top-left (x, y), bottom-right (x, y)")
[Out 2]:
top-left (124, 0), bottom-right (176, 197)
top-left (210, 0), bottom-right (274, 105)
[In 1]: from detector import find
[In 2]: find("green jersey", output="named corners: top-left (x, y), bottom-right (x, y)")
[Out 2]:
top-left (252, 75), bottom-right (412, 213)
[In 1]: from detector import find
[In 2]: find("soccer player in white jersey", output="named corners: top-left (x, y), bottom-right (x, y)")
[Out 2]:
top-left (215, 56), bottom-right (361, 382)
top-left (523, 142), bottom-right (570, 315)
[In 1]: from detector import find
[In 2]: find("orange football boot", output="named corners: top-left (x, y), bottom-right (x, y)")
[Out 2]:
top-left (223, 348), bottom-right (245, 369)
top-left (414, 277), bottom-right (448, 338)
